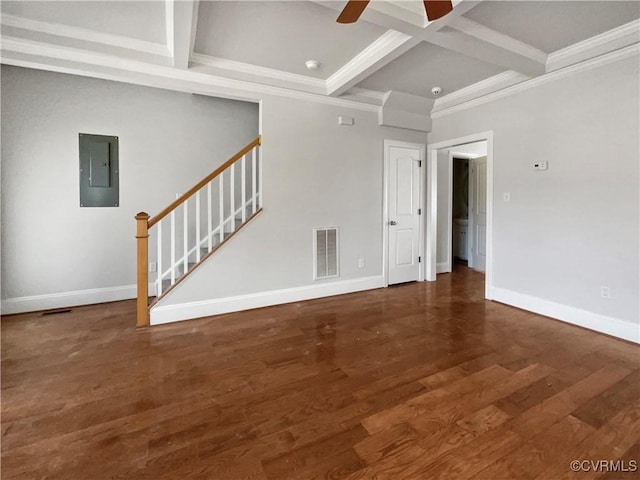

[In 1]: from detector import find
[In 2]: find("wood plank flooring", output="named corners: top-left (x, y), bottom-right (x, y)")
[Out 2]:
top-left (2, 265), bottom-right (639, 479)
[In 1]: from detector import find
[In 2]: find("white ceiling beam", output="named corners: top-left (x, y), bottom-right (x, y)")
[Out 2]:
top-left (313, 0), bottom-right (425, 96)
top-left (316, 0), bottom-right (546, 92)
top-left (312, 1), bottom-right (423, 36)
top-left (166, 0), bottom-right (198, 69)
top-left (428, 29), bottom-right (546, 77)
top-left (447, 17), bottom-right (547, 65)
top-left (316, 0), bottom-right (494, 97)
top-left (438, 15), bottom-right (546, 75)
top-left (326, 31), bottom-right (420, 96)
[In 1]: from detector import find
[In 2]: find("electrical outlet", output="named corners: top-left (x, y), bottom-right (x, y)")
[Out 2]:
top-left (149, 262), bottom-right (157, 273)
top-left (358, 258), bottom-right (365, 269)
top-left (600, 286), bottom-right (611, 299)
top-left (533, 161), bottom-right (548, 171)
top-left (503, 192), bottom-right (511, 202)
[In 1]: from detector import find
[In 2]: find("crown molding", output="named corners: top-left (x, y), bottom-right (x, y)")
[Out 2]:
top-left (546, 19), bottom-right (640, 72)
top-left (432, 70), bottom-right (530, 112)
top-left (0, 36), bottom-right (380, 113)
top-left (0, 13), bottom-right (169, 57)
top-left (339, 87), bottom-right (386, 106)
top-left (190, 53), bottom-right (326, 94)
top-left (432, 43), bottom-right (640, 119)
top-left (2, 10), bottom-right (637, 125)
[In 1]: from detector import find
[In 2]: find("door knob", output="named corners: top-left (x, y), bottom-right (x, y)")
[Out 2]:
top-left (389, 220), bottom-right (397, 225)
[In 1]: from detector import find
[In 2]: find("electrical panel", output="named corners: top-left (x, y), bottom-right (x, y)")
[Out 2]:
top-left (79, 133), bottom-right (119, 207)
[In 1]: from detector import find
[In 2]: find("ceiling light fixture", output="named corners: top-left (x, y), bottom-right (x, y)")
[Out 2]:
top-left (305, 60), bottom-right (320, 71)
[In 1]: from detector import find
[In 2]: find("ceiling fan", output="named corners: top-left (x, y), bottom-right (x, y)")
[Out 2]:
top-left (337, 0), bottom-right (453, 24)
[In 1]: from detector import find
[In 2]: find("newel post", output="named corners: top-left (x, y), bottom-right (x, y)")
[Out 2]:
top-left (135, 212), bottom-right (150, 328)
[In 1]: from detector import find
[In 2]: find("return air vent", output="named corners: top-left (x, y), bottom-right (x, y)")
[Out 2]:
top-left (314, 227), bottom-right (339, 280)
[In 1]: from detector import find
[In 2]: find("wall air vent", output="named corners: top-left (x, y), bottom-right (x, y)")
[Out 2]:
top-left (314, 227), bottom-right (339, 280)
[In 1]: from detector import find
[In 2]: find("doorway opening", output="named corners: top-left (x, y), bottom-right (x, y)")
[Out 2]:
top-left (427, 132), bottom-right (493, 300)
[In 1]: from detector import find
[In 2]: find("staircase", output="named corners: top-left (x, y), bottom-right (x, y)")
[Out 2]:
top-left (135, 136), bottom-right (262, 327)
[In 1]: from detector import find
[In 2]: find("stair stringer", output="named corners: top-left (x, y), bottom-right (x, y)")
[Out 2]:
top-left (149, 208), bottom-right (263, 309)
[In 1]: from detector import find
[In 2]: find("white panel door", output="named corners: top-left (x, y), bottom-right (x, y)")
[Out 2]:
top-left (388, 146), bottom-right (421, 285)
top-left (470, 156), bottom-right (487, 272)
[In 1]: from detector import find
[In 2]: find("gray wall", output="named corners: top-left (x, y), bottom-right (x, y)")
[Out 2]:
top-left (158, 95), bottom-right (426, 305)
top-left (430, 55), bottom-right (640, 325)
top-left (1, 66), bottom-right (258, 303)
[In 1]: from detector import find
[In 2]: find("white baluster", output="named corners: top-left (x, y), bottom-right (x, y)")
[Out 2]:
top-left (252, 147), bottom-right (257, 214)
top-left (170, 210), bottom-right (175, 284)
top-left (258, 146), bottom-right (263, 209)
top-left (241, 154), bottom-right (247, 222)
top-left (183, 200), bottom-right (188, 274)
top-left (207, 182), bottom-right (212, 252)
top-left (219, 172), bottom-right (224, 243)
top-left (157, 221), bottom-right (163, 296)
top-left (196, 191), bottom-right (201, 262)
top-left (230, 162), bottom-right (235, 232)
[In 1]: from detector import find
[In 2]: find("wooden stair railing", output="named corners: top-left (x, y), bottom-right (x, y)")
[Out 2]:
top-left (136, 135), bottom-right (262, 327)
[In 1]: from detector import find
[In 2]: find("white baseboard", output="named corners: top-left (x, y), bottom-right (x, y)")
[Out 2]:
top-left (1, 283), bottom-right (155, 315)
top-left (150, 275), bottom-right (385, 325)
top-left (436, 262), bottom-right (451, 274)
top-left (490, 286), bottom-right (639, 344)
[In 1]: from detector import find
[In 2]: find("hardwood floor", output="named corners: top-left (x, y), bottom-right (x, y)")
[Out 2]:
top-left (2, 266), bottom-right (639, 479)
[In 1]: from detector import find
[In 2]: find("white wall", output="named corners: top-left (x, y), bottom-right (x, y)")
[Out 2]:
top-left (1, 66), bottom-right (258, 312)
top-left (430, 54), bottom-right (640, 338)
top-left (153, 94), bottom-right (426, 323)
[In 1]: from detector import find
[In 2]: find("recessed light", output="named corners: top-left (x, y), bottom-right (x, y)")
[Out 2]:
top-left (305, 60), bottom-right (320, 71)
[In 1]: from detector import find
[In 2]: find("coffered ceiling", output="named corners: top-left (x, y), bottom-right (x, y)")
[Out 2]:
top-left (194, 1), bottom-right (386, 78)
top-left (1, 1), bottom-right (638, 116)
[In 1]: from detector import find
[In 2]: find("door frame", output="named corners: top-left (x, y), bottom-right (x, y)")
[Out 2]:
top-left (427, 131), bottom-right (494, 300)
top-left (383, 139), bottom-right (426, 287)
top-left (442, 152), bottom-right (478, 274)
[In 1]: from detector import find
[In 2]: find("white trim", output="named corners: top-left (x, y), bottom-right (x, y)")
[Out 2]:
top-left (190, 53), bottom-right (326, 92)
top-left (433, 71), bottom-right (529, 113)
top-left (168, 0), bottom-right (198, 69)
top-left (383, 139), bottom-right (426, 286)
top-left (382, 143), bottom-right (390, 287)
top-left (425, 148), bottom-right (438, 281)
top-left (445, 151), bottom-right (454, 274)
top-left (446, 152), bottom-right (478, 268)
top-left (436, 262), bottom-right (450, 274)
top-left (150, 275), bottom-right (384, 325)
top-left (432, 43), bottom-right (640, 119)
top-left (491, 287), bottom-right (640, 344)
top-left (427, 131), bottom-right (494, 299)
top-left (0, 283), bottom-right (154, 315)
top-left (448, 16), bottom-right (547, 65)
top-left (326, 30), bottom-right (418, 96)
top-left (546, 19), bottom-right (640, 72)
top-left (0, 13), bottom-right (169, 57)
top-left (339, 87), bottom-right (386, 106)
top-left (0, 36), bottom-right (380, 112)
top-left (165, 0), bottom-right (175, 59)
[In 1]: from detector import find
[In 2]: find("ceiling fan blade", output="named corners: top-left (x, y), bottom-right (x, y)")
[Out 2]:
top-left (423, 0), bottom-right (453, 21)
top-left (337, 0), bottom-right (370, 24)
